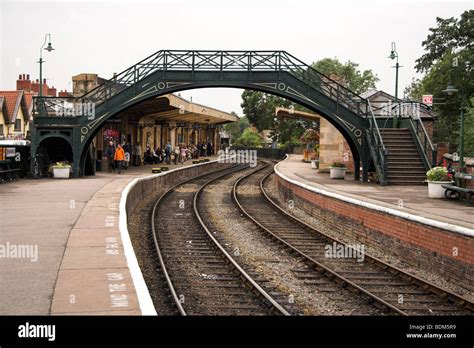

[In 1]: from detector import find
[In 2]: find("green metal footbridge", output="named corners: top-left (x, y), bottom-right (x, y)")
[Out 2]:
top-left (31, 50), bottom-right (436, 183)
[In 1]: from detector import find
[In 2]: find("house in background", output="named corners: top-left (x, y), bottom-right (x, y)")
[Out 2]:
top-left (0, 74), bottom-right (58, 140)
top-left (0, 90), bottom-right (34, 140)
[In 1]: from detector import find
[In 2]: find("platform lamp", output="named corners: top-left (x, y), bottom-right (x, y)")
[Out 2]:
top-left (442, 82), bottom-right (465, 170)
top-left (38, 34), bottom-right (55, 97)
top-left (388, 42), bottom-right (402, 128)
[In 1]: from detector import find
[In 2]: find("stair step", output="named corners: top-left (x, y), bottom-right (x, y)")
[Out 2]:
top-left (388, 169), bottom-right (425, 174)
top-left (385, 146), bottom-right (418, 150)
top-left (387, 163), bottom-right (424, 167)
top-left (387, 152), bottom-right (420, 156)
top-left (388, 174), bottom-right (426, 178)
top-left (380, 128), bottom-right (410, 132)
top-left (383, 140), bottom-right (416, 144)
top-left (387, 169), bottom-right (426, 173)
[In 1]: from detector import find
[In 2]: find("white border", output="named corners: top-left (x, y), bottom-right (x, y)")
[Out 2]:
top-left (118, 159), bottom-right (222, 315)
top-left (274, 156), bottom-right (474, 238)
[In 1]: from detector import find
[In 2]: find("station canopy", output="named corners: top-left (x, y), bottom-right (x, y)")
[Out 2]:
top-left (120, 93), bottom-right (239, 125)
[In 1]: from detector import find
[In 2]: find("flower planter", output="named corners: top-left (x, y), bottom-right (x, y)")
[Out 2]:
top-left (311, 159), bottom-right (319, 169)
top-left (427, 181), bottom-right (453, 199)
top-left (329, 167), bottom-right (347, 179)
top-left (53, 167), bottom-right (70, 179)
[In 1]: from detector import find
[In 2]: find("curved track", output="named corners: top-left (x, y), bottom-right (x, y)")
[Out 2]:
top-left (151, 164), bottom-right (289, 316)
top-left (233, 162), bottom-right (474, 316)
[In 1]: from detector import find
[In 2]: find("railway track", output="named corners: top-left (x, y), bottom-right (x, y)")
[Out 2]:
top-left (151, 163), bottom-right (289, 316)
top-left (233, 162), bottom-right (474, 316)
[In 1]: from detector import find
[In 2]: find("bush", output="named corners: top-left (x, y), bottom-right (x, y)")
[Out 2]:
top-left (233, 128), bottom-right (262, 147)
top-left (426, 166), bottom-right (450, 182)
top-left (331, 161), bottom-right (346, 168)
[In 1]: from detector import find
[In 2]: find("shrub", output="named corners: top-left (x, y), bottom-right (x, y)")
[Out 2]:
top-left (52, 161), bottom-right (71, 168)
top-left (426, 166), bottom-right (450, 182)
top-left (331, 161), bottom-right (346, 168)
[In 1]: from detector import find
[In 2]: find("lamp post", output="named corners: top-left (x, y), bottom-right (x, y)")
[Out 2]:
top-left (388, 42), bottom-right (402, 128)
top-left (442, 83), bottom-right (465, 170)
top-left (38, 34), bottom-right (55, 97)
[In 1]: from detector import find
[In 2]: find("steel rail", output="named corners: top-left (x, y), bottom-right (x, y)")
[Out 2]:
top-left (193, 164), bottom-right (291, 316)
top-left (150, 164), bottom-right (241, 315)
top-left (259, 168), bottom-right (474, 313)
top-left (232, 164), bottom-right (409, 315)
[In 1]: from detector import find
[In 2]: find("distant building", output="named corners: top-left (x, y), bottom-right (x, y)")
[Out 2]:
top-left (0, 90), bottom-right (33, 140)
top-left (16, 74), bottom-right (57, 97)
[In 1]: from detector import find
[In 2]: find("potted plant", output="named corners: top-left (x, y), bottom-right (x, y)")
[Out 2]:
top-left (329, 161), bottom-right (347, 179)
top-left (426, 166), bottom-right (453, 199)
top-left (52, 162), bottom-right (71, 179)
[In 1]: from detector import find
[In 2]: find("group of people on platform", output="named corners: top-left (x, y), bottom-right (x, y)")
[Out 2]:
top-left (103, 140), bottom-right (214, 173)
top-left (143, 141), bottom-right (214, 165)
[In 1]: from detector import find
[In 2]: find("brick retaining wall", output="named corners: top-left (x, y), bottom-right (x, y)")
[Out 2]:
top-left (275, 175), bottom-right (474, 291)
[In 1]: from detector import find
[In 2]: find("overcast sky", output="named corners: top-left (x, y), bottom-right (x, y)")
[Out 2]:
top-left (0, 0), bottom-right (470, 115)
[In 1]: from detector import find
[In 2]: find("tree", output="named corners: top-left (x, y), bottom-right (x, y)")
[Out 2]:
top-left (311, 58), bottom-right (379, 94)
top-left (240, 57), bottom-right (379, 147)
top-left (405, 10), bottom-right (473, 155)
top-left (232, 128), bottom-right (262, 147)
top-left (414, 10), bottom-right (473, 73)
top-left (223, 114), bottom-right (249, 143)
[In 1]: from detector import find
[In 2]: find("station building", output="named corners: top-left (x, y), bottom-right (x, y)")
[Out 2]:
top-left (49, 73), bottom-right (238, 172)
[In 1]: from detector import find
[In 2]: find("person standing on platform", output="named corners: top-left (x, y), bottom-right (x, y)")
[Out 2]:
top-left (104, 140), bottom-right (116, 173)
top-left (133, 142), bottom-right (142, 166)
top-left (114, 143), bottom-right (125, 174)
top-left (165, 141), bottom-right (172, 164)
top-left (173, 145), bottom-right (180, 165)
top-left (123, 142), bottom-right (131, 169)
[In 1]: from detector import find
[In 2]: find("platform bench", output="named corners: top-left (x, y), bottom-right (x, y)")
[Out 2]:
top-left (0, 168), bottom-right (20, 183)
top-left (442, 173), bottom-right (474, 205)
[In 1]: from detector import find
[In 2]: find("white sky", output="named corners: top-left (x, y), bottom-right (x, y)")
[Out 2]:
top-left (0, 0), bottom-right (471, 115)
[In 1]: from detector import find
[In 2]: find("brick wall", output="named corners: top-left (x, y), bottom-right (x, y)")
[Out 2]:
top-left (275, 175), bottom-right (474, 290)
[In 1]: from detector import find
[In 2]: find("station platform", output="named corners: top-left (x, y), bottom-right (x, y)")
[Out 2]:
top-left (276, 154), bottom-right (474, 230)
top-left (0, 159), bottom-right (216, 315)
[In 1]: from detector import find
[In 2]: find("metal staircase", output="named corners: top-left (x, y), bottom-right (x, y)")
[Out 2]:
top-left (381, 128), bottom-right (427, 185)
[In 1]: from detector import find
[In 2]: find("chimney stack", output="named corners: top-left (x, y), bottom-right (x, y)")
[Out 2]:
top-left (27, 74), bottom-right (30, 80)
top-left (17, 73), bottom-right (32, 92)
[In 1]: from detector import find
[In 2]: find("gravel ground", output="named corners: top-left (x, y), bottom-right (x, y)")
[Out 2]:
top-left (264, 173), bottom-right (474, 302)
top-left (201, 167), bottom-right (383, 315)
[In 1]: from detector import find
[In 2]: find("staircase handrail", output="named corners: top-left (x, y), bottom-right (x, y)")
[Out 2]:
top-left (406, 103), bottom-right (436, 168)
top-left (367, 100), bottom-right (387, 184)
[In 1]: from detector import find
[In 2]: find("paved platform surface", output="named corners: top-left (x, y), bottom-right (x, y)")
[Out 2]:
top-left (0, 159), bottom-right (216, 315)
top-left (277, 155), bottom-right (474, 230)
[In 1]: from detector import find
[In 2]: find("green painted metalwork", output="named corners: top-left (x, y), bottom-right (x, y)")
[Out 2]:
top-left (31, 50), bottom-right (382, 180)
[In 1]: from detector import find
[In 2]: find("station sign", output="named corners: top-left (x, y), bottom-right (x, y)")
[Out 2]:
top-left (192, 124), bottom-right (202, 129)
top-left (422, 95), bottom-right (433, 106)
top-left (176, 122), bottom-right (188, 128)
top-left (207, 124), bottom-right (216, 129)
top-left (106, 118), bottom-right (121, 123)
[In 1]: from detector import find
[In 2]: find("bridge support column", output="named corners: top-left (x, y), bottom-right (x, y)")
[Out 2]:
top-left (72, 150), bottom-right (81, 178)
top-left (361, 137), bottom-right (369, 182)
top-left (29, 124), bottom-right (39, 176)
top-left (354, 156), bottom-right (360, 181)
